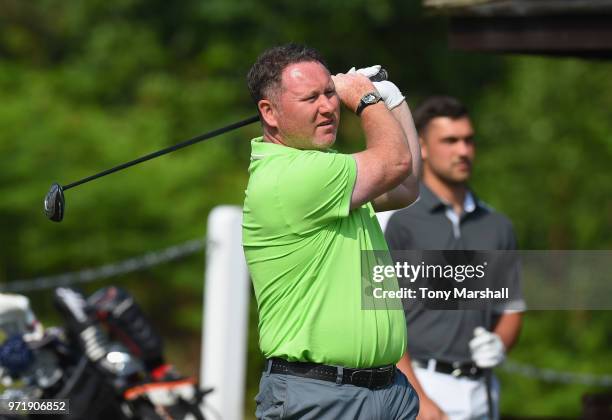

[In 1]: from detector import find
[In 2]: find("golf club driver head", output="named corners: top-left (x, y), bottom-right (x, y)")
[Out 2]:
top-left (44, 183), bottom-right (65, 222)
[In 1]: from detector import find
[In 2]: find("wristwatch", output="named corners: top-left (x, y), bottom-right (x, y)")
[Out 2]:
top-left (356, 91), bottom-right (382, 116)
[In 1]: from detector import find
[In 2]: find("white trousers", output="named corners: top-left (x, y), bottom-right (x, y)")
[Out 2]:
top-left (414, 363), bottom-right (500, 420)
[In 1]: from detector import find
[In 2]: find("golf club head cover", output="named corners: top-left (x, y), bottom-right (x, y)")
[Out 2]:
top-left (0, 334), bottom-right (34, 377)
top-left (53, 287), bottom-right (112, 363)
top-left (88, 286), bottom-right (164, 371)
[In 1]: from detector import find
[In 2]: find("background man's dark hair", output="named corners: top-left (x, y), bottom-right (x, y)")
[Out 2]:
top-left (413, 96), bottom-right (469, 135)
top-left (247, 43), bottom-right (328, 105)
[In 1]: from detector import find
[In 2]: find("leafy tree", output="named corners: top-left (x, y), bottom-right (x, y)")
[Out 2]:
top-left (1, 1), bottom-right (610, 417)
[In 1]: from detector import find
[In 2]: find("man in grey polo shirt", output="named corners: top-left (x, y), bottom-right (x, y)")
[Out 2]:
top-left (384, 96), bottom-right (524, 420)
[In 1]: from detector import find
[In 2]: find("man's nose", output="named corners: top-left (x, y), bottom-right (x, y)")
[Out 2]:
top-left (456, 139), bottom-right (473, 156)
top-left (318, 95), bottom-right (336, 114)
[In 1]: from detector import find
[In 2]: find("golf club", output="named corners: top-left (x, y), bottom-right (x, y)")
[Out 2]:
top-left (44, 68), bottom-right (389, 222)
top-left (485, 369), bottom-right (494, 419)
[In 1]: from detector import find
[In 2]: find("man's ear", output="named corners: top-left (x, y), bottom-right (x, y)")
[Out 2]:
top-left (419, 136), bottom-right (428, 160)
top-left (258, 99), bottom-right (278, 128)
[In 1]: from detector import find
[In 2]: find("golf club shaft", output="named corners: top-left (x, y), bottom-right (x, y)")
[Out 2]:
top-left (63, 115), bottom-right (260, 191)
top-left (62, 68), bottom-right (389, 191)
top-left (485, 365), bottom-right (494, 418)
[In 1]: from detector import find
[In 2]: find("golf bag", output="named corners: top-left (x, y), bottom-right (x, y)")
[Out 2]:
top-left (0, 287), bottom-right (209, 420)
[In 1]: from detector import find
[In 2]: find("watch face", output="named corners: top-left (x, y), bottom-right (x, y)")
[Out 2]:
top-left (363, 93), bottom-right (377, 104)
top-left (356, 91), bottom-right (382, 115)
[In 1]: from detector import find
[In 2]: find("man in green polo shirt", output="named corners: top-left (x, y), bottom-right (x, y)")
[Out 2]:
top-left (243, 44), bottom-right (421, 419)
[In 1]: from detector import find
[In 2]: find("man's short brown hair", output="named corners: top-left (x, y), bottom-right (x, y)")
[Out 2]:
top-left (247, 44), bottom-right (328, 105)
top-left (413, 96), bottom-right (469, 135)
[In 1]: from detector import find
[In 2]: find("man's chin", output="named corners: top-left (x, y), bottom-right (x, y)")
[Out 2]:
top-left (441, 172), bottom-right (471, 185)
top-left (311, 135), bottom-right (337, 150)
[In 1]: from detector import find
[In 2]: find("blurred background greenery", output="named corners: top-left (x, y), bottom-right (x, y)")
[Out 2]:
top-left (1, 0), bottom-right (610, 418)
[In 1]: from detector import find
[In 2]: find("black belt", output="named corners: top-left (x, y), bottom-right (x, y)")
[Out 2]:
top-left (266, 358), bottom-right (396, 390)
top-left (413, 359), bottom-right (484, 379)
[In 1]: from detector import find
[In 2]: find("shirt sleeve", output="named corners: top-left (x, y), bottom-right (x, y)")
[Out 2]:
top-left (276, 150), bottom-right (357, 234)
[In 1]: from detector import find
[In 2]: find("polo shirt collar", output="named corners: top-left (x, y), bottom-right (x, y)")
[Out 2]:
top-left (251, 136), bottom-right (294, 160)
top-left (418, 183), bottom-right (445, 212)
top-left (419, 183), bottom-right (478, 214)
top-left (250, 136), bottom-right (337, 160)
top-left (464, 191), bottom-right (476, 214)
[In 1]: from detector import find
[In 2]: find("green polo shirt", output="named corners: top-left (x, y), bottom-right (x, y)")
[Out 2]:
top-left (242, 137), bottom-right (406, 368)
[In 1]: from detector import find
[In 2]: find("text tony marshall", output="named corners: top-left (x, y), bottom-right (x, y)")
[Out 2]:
top-left (373, 287), bottom-right (509, 300)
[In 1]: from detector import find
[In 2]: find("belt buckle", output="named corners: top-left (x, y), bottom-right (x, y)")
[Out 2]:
top-left (350, 369), bottom-right (373, 386)
top-left (451, 362), bottom-right (463, 378)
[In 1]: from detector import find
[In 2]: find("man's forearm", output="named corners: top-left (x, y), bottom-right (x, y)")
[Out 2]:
top-left (391, 101), bottom-right (421, 195)
top-left (350, 102), bottom-right (413, 209)
top-left (494, 312), bottom-right (522, 351)
top-left (371, 101), bottom-right (420, 211)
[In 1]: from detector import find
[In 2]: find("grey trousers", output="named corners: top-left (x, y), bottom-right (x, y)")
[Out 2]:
top-left (255, 369), bottom-right (419, 419)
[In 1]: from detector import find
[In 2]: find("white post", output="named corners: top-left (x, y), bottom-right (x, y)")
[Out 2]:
top-left (201, 206), bottom-right (250, 420)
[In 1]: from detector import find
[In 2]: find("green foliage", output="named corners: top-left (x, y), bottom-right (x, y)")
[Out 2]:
top-left (0, 1), bottom-right (610, 418)
top-left (473, 56), bottom-right (612, 250)
top-left (498, 311), bottom-right (612, 417)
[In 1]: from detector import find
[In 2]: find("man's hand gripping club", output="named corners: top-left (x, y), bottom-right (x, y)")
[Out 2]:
top-left (469, 327), bottom-right (506, 368)
top-left (348, 65), bottom-right (405, 110)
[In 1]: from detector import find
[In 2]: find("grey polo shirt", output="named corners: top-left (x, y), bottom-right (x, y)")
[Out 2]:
top-left (384, 183), bottom-right (524, 363)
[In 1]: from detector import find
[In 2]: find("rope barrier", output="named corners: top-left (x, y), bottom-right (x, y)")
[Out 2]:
top-left (2, 238), bottom-right (205, 293)
top-left (500, 360), bottom-right (612, 387)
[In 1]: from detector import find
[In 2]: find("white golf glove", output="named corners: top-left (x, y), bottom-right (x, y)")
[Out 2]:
top-left (348, 65), bottom-right (405, 110)
top-left (469, 327), bottom-right (505, 368)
